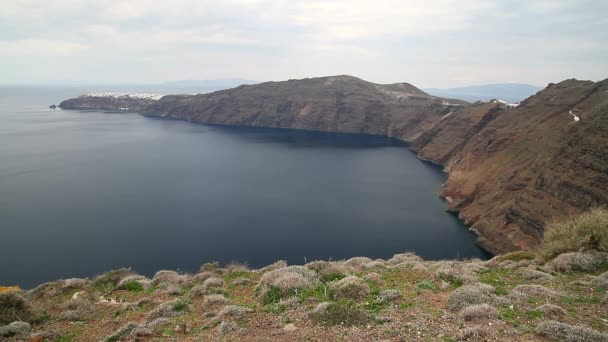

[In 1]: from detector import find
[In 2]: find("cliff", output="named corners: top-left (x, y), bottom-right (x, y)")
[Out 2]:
top-left (413, 79), bottom-right (608, 254)
top-left (58, 76), bottom-right (608, 255)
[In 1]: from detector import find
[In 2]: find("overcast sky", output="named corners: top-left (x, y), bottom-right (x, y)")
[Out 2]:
top-left (1, 0), bottom-right (607, 87)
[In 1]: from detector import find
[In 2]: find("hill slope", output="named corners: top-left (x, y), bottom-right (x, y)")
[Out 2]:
top-left (414, 79), bottom-right (608, 253)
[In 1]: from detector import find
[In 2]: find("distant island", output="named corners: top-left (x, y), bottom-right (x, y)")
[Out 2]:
top-left (59, 75), bottom-right (608, 256)
top-left (424, 83), bottom-right (543, 103)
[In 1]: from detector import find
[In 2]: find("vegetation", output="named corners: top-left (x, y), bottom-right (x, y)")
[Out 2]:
top-left (540, 208), bottom-right (608, 260)
top-left (2, 209), bottom-right (608, 340)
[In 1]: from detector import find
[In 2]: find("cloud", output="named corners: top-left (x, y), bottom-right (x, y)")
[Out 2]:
top-left (0, 0), bottom-right (606, 86)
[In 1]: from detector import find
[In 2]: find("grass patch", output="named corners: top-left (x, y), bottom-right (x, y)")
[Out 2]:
top-left (479, 268), bottom-right (511, 295)
top-left (525, 309), bottom-right (543, 319)
top-left (172, 298), bottom-right (191, 312)
top-left (416, 280), bottom-right (436, 291)
top-left (123, 280), bottom-right (144, 293)
top-left (310, 302), bottom-right (372, 326)
top-left (55, 334), bottom-right (75, 342)
top-left (439, 274), bottom-right (463, 288)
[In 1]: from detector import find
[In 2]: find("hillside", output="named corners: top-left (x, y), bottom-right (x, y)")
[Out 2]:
top-left (3, 248), bottom-right (608, 341)
top-left (413, 79), bottom-right (608, 254)
top-left (60, 75), bottom-right (467, 142)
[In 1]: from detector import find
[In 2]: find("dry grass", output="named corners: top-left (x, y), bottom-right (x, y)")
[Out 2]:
top-left (536, 304), bottom-right (566, 318)
top-left (541, 208), bottom-right (608, 260)
top-left (446, 283), bottom-right (497, 311)
top-left (331, 276), bottom-right (370, 301)
top-left (544, 251), bottom-right (608, 272)
top-left (203, 294), bottom-right (229, 306)
top-left (536, 320), bottom-right (608, 342)
top-left (459, 304), bottom-right (497, 321)
top-left (152, 270), bottom-right (191, 286)
top-left (202, 277), bottom-right (225, 289)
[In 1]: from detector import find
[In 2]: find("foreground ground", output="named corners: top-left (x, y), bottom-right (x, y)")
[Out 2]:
top-left (2, 249), bottom-right (608, 341)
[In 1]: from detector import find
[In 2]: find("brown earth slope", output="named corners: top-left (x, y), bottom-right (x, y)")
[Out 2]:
top-left (413, 79), bottom-right (608, 254)
top-left (140, 75), bottom-right (466, 141)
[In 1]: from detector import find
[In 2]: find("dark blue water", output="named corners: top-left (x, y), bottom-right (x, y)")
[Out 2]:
top-left (0, 87), bottom-right (489, 288)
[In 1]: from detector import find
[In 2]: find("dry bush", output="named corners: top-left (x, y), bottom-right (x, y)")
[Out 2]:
top-left (146, 299), bottom-right (189, 322)
top-left (0, 291), bottom-right (42, 325)
top-left (520, 269), bottom-right (554, 282)
top-left (271, 273), bottom-right (311, 292)
top-left (435, 262), bottom-right (479, 285)
top-left (536, 320), bottom-right (608, 341)
top-left (536, 304), bottom-right (566, 318)
top-left (309, 302), bottom-right (371, 326)
top-left (0, 321), bottom-right (31, 338)
top-left (540, 208), bottom-right (608, 261)
top-left (218, 320), bottom-right (240, 335)
top-left (218, 305), bottom-right (253, 317)
top-left (318, 263), bottom-right (350, 282)
top-left (446, 283), bottom-right (496, 311)
top-left (331, 276), bottom-right (370, 301)
top-left (459, 304), bottom-right (497, 321)
top-left (152, 270), bottom-right (191, 286)
top-left (203, 277), bottom-right (225, 289)
top-left (91, 268), bottom-right (134, 288)
top-left (259, 260), bottom-right (287, 273)
top-left (192, 271), bottom-right (215, 283)
top-left (260, 266), bottom-right (317, 285)
top-left (543, 251), bottom-right (608, 273)
top-left (204, 294), bottom-right (229, 306)
top-left (117, 275), bottom-right (152, 291)
top-left (591, 272), bottom-right (608, 288)
top-left (510, 284), bottom-right (559, 301)
top-left (305, 260), bottom-right (331, 272)
top-left (343, 257), bottom-right (373, 269)
top-left (377, 289), bottom-right (400, 302)
top-left (386, 252), bottom-right (422, 266)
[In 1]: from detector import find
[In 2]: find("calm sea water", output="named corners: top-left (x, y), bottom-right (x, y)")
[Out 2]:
top-left (0, 86), bottom-right (489, 288)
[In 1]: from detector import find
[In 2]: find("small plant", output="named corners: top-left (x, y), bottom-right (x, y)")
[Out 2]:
top-left (540, 208), bottom-right (608, 260)
top-left (172, 299), bottom-right (191, 312)
top-left (525, 309), bottom-right (543, 319)
top-left (124, 280), bottom-right (144, 293)
top-left (310, 302), bottom-right (371, 326)
top-left (417, 280), bottom-right (436, 291)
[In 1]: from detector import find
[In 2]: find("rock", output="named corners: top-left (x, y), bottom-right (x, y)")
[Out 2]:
top-left (283, 323), bottom-right (297, 332)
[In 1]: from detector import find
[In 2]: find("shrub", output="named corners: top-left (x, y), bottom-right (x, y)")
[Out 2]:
top-left (343, 257), bottom-right (373, 269)
top-left (259, 260), bottom-right (287, 273)
top-left (204, 294), bottom-right (229, 306)
top-left (459, 303), bottom-right (497, 321)
top-left (417, 280), bottom-right (436, 291)
top-left (117, 275), bottom-right (151, 291)
top-left (260, 266), bottom-right (317, 285)
top-left (377, 289), bottom-right (400, 302)
top-left (123, 281), bottom-right (144, 293)
top-left (0, 291), bottom-right (42, 325)
top-left (105, 323), bottom-right (138, 342)
top-left (436, 262), bottom-right (479, 286)
top-left (218, 305), bottom-right (253, 317)
top-left (192, 271), bottom-right (215, 283)
top-left (232, 277), bottom-right (250, 286)
top-left (543, 251), bottom-right (607, 273)
top-left (540, 208), bottom-right (608, 260)
top-left (200, 261), bottom-right (220, 273)
top-left (591, 272), bottom-right (608, 288)
top-left (0, 321), bottom-right (31, 338)
top-left (309, 302), bottom-right (371, 326)
top-left (271, 273), bottom-right (311, 293)
top-left (318, 264), bottom-right (349, 282)
top-left (510, 284), bottom-right (559, 301)
top-left (92, 269), bottom-right (134, 288)
top-left (331, 276), bottom-right (370, 301)
top-left (152, 270), bottom-right (191, 286)
top-left (520, 269), bottom-right (554, 282)
top-left (203, 277), bottom-right (225, 289)
top-left (536, 320), bottom-right (608, 341)
top-left (146, 299), bottom-right (189, 322)
top-left (536, 304), bottom-right (566, 318)
top-left (386, 252), bottom-right (422, 266)
top-left (218, 320), bottom-right (240, 335)
top-left (446, 283), bottom-right (496, 311)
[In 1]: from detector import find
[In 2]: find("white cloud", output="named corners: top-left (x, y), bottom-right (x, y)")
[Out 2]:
top-left (0, 39), bottom-right (89, 57)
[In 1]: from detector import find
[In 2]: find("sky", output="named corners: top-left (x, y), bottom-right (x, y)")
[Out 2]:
top-left (1, 0), bottom-right (607, 87)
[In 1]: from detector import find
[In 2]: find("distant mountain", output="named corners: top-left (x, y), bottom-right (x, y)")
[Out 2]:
top-left (424, 83), bottom-right (542, 103)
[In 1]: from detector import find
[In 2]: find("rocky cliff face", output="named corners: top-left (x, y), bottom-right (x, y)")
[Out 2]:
top-left (142, 75), bottom-right (466, 141)
top-left (414, 79), bottom-right (608, 253)
top-left (58, 76), bottom-right (608, 254)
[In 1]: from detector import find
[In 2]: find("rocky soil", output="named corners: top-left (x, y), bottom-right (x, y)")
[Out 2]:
top-left (3, 251), bottom-right (608, 341)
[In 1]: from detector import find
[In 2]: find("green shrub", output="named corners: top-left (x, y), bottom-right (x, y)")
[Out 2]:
top-left (310, 302), bottom-right (371, 326)
top-left (0, 291), bottom-right (45, 325)
top-left (541, 209), bottom-right (608, 260)
top-left (417, 280), bottom-right (436, 291)
top-left (124, 281), bottom-right (144, 293)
